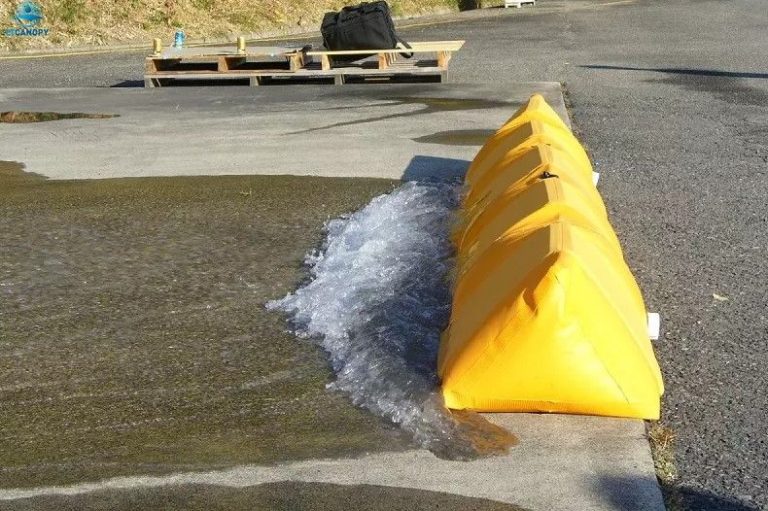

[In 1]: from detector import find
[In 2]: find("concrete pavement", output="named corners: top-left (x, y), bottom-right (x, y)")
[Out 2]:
top-left (0, 83), bottom-right (565, 181)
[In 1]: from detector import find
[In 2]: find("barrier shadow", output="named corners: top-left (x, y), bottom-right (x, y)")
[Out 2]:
top-left (580, 64), bottom-right (768, 80)
top-left (598, 475), bottom-right (761, 511)
top-left (401, 155), bottom-right (470, 183)
top-left (581, 63), bottom-right (768, 106)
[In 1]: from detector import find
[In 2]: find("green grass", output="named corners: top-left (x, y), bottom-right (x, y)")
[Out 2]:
top-left (43, 0), bottom-right (86, 24)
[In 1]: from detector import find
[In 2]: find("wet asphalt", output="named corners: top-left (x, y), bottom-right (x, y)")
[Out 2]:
top-left (1, 0), bottom-right (767, 509)
top-left (0, 167), bottom-right (408, 488)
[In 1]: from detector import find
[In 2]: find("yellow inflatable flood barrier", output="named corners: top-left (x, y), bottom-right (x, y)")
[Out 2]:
top-left (438, 94), bottom-right (663, 419)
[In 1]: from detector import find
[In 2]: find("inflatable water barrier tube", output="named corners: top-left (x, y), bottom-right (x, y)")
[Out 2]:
top-left (438, 94), bottom-right (664, 419)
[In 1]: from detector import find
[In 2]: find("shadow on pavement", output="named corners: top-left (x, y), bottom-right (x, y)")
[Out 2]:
top-left (286, 95), bottom-right (514, 135)
top-left (581, 63), bottom-right (768, 107)
top-left (401, 155), bottom-right (469, 182)
top-left (111, 80), bottom-right (144, 87)
top-left (580, 64), bottom-right (768, 80)
top-left (3, 482), bottom-right (530, 511)
top-left (598, 476), bottom-right (760, 511)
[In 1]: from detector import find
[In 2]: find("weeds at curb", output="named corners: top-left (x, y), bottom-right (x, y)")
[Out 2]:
top-left (648, 421), bottom-right (683, 511)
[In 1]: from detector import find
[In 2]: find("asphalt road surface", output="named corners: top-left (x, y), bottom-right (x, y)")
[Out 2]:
top-left (1, 1), bottom-right (767, 510)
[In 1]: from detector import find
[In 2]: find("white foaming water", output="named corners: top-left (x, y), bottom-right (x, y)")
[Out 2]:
top-left (268, 182), bottom-right (513, 459)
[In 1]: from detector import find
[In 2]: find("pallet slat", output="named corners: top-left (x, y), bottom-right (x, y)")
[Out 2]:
top-left (305, 40), bottom-right (465, 55)
top-left (504, 0), bottom-right (535, 7)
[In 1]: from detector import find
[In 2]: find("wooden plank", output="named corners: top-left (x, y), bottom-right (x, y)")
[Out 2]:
top-left (145, 71), bottom-right (254, 78)
top-left (288, 52), bottom-right (306, 71)
top-left (306, 40), bottom-right (464, 56)
top-left (148, 41), bottom-right (464, 63)
top-left (218, 56), bottom-right (246, 72)
top-left (145, 72), bottom-right (254, 80)
top-left (437, 51), bottom-right (452, 69)
top-left (332, 67), bottom-right (443, 76)
top-left (157, 45), bottom-right (300, 59)
top-left (403, 41), bottom-right (464, 52)
top-left (145, 67), bottom-right (446, 82)
top-left (504, 0), bottom-right (535, 7)
top-left (377, 53), bottom-right (389, 70)
top-left (320, 54), bottom-right (332, 71)
top-left (146, 57), bottom-right (184, 72)
top-left (291, 62), bottom-right (443, 76)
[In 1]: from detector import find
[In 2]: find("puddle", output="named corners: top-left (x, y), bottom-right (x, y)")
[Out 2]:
top-left (0, 111), bottom-right (117, 123)
top-left (269, 182), bottom-right (518, 460)
top-left (413, 129), bottom-right (497, 146)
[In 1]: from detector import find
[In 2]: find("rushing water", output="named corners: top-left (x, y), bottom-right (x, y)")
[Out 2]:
top-left (268, 182), bottom-right (516, 459)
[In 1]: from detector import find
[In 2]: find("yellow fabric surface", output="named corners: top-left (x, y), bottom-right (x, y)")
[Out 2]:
top-left (438, 94), bottom-right (663, 419)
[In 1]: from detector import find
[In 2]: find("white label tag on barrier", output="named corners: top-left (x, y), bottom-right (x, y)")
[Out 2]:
top-left (647, 312), bottom-right (661, 341)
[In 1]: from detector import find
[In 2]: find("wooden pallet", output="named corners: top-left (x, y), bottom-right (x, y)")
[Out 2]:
top-left (504, 0), bottom-right (535, 7)
top-left (143, 40), bottom-right (464, 87)
top-left (144, 45), bottom-right (307, 87)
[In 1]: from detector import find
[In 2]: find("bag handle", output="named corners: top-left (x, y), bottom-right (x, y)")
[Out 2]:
top-left (396, 35), bottom-right (414, 59)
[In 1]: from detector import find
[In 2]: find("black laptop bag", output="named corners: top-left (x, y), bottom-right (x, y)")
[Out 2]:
top-left (321, 1), bottom-right (412, 61)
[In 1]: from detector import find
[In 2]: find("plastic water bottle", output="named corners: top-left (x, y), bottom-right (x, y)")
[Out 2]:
top-left (173, 30), bottom-right (185, 48)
